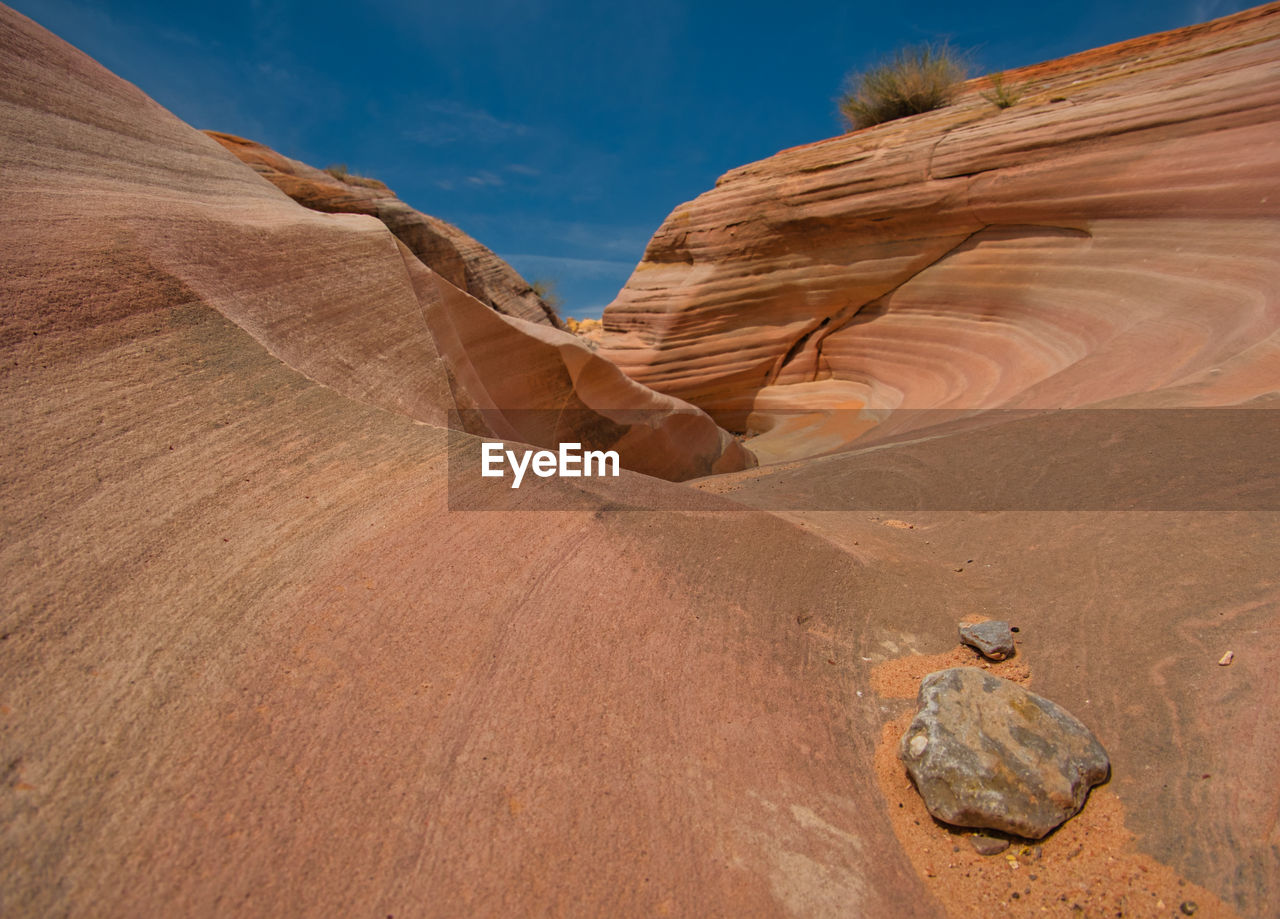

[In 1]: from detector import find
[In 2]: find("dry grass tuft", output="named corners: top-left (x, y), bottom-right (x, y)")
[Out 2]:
top-left (840, 44), bottom-right (967, 129)
top-left (981, 72), bottom-right (1024, 109)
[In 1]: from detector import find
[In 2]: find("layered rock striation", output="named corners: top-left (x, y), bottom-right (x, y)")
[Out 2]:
top-left (599, 3), bottom-right (1280, 459)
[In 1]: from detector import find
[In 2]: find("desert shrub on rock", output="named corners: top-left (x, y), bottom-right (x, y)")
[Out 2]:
top-left (840, 43), bottom-right (967, 129)
top-left (981, 72), bottom-right (1024, 109)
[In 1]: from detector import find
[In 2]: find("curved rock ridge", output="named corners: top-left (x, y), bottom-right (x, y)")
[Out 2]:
top-left (599, 3), bottom-right (1280, 459)
top-left (0, 4), bottom-right (749, 481)
top-left (205, 130), bottom-right (562, 329)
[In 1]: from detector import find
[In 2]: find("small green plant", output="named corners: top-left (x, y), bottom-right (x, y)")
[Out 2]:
top-left (839, 43), bottom-right (967, 129)
top-left (323, 163), bottom-right (388, 190)
top-left (981, 72), bottom-right (1023, 109)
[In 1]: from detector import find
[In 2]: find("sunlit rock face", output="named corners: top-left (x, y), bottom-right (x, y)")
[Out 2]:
top-left (599, 4), bottom-right (1280, 461)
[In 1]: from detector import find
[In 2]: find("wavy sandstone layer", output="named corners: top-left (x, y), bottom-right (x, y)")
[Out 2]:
top-left (599, 3), bottom-right (1280, 460)
top-left (206, 131), bottom-right (563, 328)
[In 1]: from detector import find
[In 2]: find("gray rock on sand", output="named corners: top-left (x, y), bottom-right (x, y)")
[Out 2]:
top-left (899, 667), bottom-right (1110, 839)
top-left (958, 620), bottom-right (1016, 660)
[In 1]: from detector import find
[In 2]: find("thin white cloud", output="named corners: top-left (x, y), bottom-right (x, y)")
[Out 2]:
top-left (465, 171), bottom-right (504, 187)
top-left (404, 100), bottom-right (531, 146)
top-left (1188, 0), bottom-right (1249, 23)
top-left (500, 254), bottom-right (637, 280)
top-left (564, 305), bottom-right (611, 321)
top-left (468, 216), bottom-right (651, 256)
top-left (556, 222), bottom-right (651, 255)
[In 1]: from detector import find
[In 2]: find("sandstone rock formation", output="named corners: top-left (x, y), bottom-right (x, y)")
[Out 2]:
top-left (899, 668), bottom-right (1110, 838)
top-left (206, 130), bottom-right (562, 328)
top-left (181, 143), bottom-right (755, 479)
top-left (599, 3), bottom-right (1280, 462)
top-left (2, 2), bottom-right (1277, 917)
top-left (0, 8), bottom-right (750, 483)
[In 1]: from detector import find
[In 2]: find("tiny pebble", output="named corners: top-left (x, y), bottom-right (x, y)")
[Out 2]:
top-left (968, 833), bottom-right (1010, 856)
top-left (1180, 902), bottom-right (1198, 916)
top-left (957, 620), bottom-right (1016, 660)
top-left (1218, 651), bottom-right (1234, 666)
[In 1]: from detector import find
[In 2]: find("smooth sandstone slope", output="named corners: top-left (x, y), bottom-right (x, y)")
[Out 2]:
top-left (599, 3), bottom-right (1280, 459)
top-left (205, 130), bottom-right (564, 328)
top-left (0, 4), bottom-right (928, 916)
top-left (1, 310), bottom-right (930, 915)
top-left (0, 4), bottom-right (1033, 918)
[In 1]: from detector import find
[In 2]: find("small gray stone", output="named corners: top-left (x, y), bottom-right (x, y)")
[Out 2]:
top-left (968, 832), bottom-right (1010, 855)
top-left (958, 620), bottom-right (1016, 660)
top-left (899, 667), bottom-right (1110, 839)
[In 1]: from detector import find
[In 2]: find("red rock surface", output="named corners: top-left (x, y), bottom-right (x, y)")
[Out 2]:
top-left (2, 2), bottom-right (1276, 918)
top-left (599, 3), bottom-right (1280, 461)
top-left (206, 130), bottom-right (564, 329)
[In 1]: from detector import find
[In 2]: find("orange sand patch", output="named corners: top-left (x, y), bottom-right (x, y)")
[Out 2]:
top-left (871, 643), bottom-right (1031, 699)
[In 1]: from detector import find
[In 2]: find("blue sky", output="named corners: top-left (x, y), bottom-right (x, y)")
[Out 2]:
top-left (13, 0), bottom-right (1255, 319)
